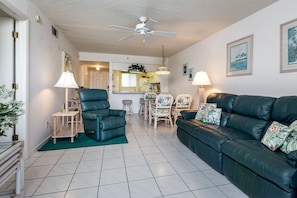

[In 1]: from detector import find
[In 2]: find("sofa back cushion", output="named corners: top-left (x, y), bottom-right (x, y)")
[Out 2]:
top-left (207, 93), bottom-right (237, 126)
top-left (227, 95), bottom-right (276, 140)
top-left (271, 96), bottom-right (297, 125)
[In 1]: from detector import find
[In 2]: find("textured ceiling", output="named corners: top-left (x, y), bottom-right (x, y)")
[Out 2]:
top-left (30, 0), bottom-right (278, 57)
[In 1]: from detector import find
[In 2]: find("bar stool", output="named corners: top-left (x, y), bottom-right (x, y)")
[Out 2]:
top-left (139, 98), bottom-right (145, 116)
top-left (122, 100), bottom-right (133, 115)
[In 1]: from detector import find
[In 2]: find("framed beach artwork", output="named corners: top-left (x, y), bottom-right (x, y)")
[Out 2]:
top-left (188, 68), bottom-right (194, 81)
top-left (226, 35), bottom-right (253, 77)
top-left (280, 18), bottom-right (297, 73)
top-left (182, 63), bottom-right (188, 75)
top-left (62, 51), bottom-right (72, 72)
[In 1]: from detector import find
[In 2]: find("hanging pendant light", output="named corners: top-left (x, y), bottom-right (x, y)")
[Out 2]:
top-left (156, 45), bottom-right (170, 75)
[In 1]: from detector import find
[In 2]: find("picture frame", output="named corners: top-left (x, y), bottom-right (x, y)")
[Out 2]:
top-left (182, 63), bottom-right (188, 75)
top-left (62, 51), bottom-right (72, 72)
top-left (280, 18), bottom-right (297, 73)
top-left (226, 35), bottom-right (253, 77)
top-left (188, 68), bottom-right (194, 81)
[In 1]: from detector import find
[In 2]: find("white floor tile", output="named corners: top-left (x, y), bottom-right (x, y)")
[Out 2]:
top-left (98, 182), bottom-right (130, 198)
top-left (100, 168), bottom-right (127, 185)
top-left (68, 171), bottom-right (100, 190)
top-left (149, 162), bottom-right (177, 177)
top-left (65, 187), bottom-right (98, 198)
top-left (155, 175), bottom-right (189, 196)
top-left (219, 184), bottom-right (249, 198)
top-left (180, 171), bottom-right (214, 190)
top-left (76, 159), bottom-right (102, 173)
top-left (48, 162), bottom-right (78, 177)
top-left (34, 175), bottom-right (72, 195)
top-left (24, 165), bottom-right (53, 180)
top-left (126, 165), bottom-right (153, 181)
top-left (129, 178), bottom-right (161, 198)
top-left (192, 186), bottom-right (228, 198)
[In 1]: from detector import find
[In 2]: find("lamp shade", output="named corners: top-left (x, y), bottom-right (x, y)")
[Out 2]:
top-left (192, 71), bottom-right (211, 86)
top-left (156, 66), bottom-right (170, 75)
top-left (54, 71), bottom-right (79, 88)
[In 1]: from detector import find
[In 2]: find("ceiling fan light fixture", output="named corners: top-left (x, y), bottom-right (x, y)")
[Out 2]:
top-left (156, 45), bottom-right (170, 75)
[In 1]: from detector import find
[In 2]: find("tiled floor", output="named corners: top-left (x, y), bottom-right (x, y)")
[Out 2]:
top-left (3, 115), bottom-right (248, 198)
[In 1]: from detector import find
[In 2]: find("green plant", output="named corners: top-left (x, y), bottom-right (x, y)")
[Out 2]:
top-left (0, 84), bottom-right (24, 137)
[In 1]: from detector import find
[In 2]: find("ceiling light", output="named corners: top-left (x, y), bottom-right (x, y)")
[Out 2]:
top-left (156, 45), bottom-right (170, 75)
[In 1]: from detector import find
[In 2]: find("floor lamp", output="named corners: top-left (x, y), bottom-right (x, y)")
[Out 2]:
top-left (192, 71), bottom-right (211, 105)
top-left (54, 71), bottom-right (79, 113)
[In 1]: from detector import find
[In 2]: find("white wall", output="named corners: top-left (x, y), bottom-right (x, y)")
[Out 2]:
top-left (169, 0), bottom-right (297, 109)
top-left (0, 0), bottom-right (79, 156)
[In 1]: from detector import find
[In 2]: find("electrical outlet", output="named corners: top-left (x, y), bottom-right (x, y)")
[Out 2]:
top-left (45, 121), bottom-right (49, 128)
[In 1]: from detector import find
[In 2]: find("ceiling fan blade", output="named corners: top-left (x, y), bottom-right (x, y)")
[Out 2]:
top-left (144, 18), bottom-right (157, 29)
top-left (151, 31), bottom-right (177, 37)
top-left (119, 34), bottom-right (137, 41)
top-left (110, 25), bottom-right (135, 31)
top-left (144, 35), bottom-right (154, 44)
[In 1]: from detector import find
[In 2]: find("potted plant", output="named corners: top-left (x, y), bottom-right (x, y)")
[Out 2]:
top-left (0, 84), bottom-right (24, 137)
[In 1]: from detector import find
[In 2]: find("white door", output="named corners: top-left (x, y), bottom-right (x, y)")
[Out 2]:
top-left (0, 17), bottom-right (14, 141)
top-left (90, 70), bottom-right (109, 90)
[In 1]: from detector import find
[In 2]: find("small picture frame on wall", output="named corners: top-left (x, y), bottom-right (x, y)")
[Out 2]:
top-left (188, 68), bottom-right (194, 81)
top-left (183, 63), bottom-right (188, 75)
top-left (280, 18), bottom-right (297, 73)
top-left (62, 51), bottom-right (72, 72)
top-left (226, 35), bottom-right (253, 77)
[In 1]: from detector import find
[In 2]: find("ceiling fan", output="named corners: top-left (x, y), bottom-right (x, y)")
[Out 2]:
top-left (110, 16), bottom-right (177, 44)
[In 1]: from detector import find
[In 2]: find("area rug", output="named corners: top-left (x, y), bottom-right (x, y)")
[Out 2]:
top-left (38, 133), bottom-right (128, 151)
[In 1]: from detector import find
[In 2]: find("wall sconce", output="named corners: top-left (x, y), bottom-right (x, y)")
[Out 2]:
top-left (192, 71), bottom-right (211, 104)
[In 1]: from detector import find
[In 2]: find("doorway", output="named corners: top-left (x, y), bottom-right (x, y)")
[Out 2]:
top-left (79, 61), bottom-right (109, 91)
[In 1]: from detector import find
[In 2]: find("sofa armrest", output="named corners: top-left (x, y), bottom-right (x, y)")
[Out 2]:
top-left (110, 109), bottom-right (126, 117)
top-left (180, 109), bottom-right (197, 120)
top-left (82, 112), bottom-right (103, 121)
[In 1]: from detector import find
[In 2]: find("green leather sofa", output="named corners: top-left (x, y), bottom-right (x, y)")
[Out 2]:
top-left (176, 93), bottom-right (297, 198)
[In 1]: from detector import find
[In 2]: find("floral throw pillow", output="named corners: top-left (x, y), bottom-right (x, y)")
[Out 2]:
top-left (195, 103), bottom-right (221, 125)
top-left (261, 121), bottom-right (292, 151)
top-left (195, 103), bottom-right (217, 120)
top-left (280, 120), bottom-right (297, 154)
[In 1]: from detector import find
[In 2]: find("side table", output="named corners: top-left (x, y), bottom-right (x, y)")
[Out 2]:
top-left (0, 141), bottom-right (24, 197)
top-left (52, 111), bottom-right (79, 144)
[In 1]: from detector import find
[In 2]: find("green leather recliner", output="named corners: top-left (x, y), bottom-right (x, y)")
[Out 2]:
top-left (79, 89), bottom-right (126, 141)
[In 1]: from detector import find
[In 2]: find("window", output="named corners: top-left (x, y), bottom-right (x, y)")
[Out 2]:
top-left (121, 73), bottom-right (136, 87)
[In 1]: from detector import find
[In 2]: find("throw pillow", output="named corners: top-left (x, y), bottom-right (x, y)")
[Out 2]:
top-left (280, 120), bottom-right (297, 154)
top-left (261, 121), bottom-right (292, 151)
top-left (195, 103), bottom-right (217, 120)
top-left (202, 107), bottom-right (222, 125)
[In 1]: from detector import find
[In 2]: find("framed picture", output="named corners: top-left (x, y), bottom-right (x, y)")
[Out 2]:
top-left (226, 35), bottom-right (253, 77)
top-left (280, 18), bottom-right (297, 73)
top-left (188, 68), bottom-right (194, 81)
top-left (62, 51), bottom-right (72, 72)
top-left (182, 63), bottom-right (188, 75)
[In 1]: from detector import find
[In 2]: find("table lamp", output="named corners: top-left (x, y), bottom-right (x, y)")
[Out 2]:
top-left (192, 71), bottom-right (211, 104)
top-left (54, 71), bottom-right (79, 113)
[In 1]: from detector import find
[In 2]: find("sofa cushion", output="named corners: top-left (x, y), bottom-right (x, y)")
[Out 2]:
top-left (207, 93), bottom-right (237, 113)
top-left (271, 96), bottom-right (297, 125)
top-left (191, 125), bottom-right (254, 152)
top-left (287, 151), bottom-right (297, 167)
top-left (222, 139), bottom-right (297, 192)
top-left (261, 121), bottom-right (292, 151)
